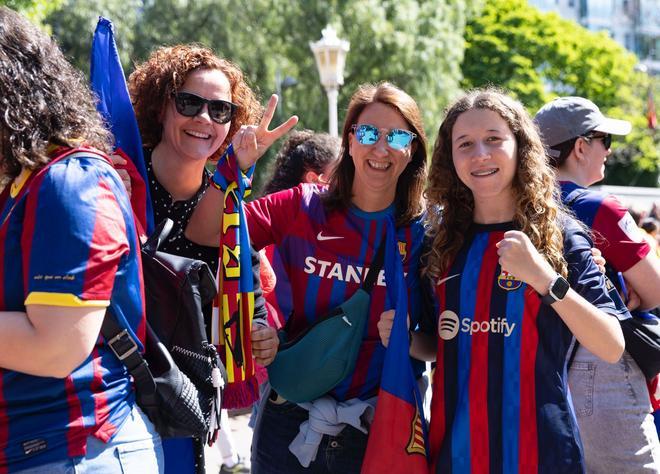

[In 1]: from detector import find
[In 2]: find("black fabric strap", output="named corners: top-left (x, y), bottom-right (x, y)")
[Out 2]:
top-left (362, 239), bottom-right (387, 294)
top-left (101, 308), bottom-right (156, 396)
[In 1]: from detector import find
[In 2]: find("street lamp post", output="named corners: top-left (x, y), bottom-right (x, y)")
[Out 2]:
top-left (310, 25), bottom-right (350, 137)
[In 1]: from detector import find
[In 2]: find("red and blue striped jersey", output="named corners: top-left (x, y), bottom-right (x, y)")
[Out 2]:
top-left (0, 150), bottom-right (146, 472)
top-left (246, 183), bottom-right (425, 401)
top-left (428, 219), bottom-right (625, 474)
top-left (560, 181), bottom-right (649, 272)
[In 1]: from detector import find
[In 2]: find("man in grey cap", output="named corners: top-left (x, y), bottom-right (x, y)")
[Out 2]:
top-left (535, 97), bottom-right (660, 473)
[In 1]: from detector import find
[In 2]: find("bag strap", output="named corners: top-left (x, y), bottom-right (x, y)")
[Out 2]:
top-left (362, 238), bottom-right (386, 294)
top-left (101, 307), bottom-right (157, 396)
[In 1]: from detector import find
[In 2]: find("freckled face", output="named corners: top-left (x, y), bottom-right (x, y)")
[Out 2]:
top-left (160, 68), bottom-right (232, 163)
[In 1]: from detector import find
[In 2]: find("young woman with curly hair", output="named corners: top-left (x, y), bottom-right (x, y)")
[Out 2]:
top-left (421, 89), bottom-right (626, 473)
top-left (0, 7), bottom-right (161, 472)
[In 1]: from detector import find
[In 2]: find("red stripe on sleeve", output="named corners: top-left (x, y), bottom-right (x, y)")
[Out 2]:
top-left (81, 178), bottom-right (129, 300)
top-left (518, 289), bottom-right (540, 472)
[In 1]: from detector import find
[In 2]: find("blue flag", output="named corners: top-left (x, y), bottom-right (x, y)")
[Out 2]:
top-left (90, 17), bottom-right (154, 234)
top-left (362, 215), bottom-right (429, 473)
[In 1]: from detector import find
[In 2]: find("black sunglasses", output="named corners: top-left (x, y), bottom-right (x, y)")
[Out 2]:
top-left (171, 91), bottom-right (238, 124)
top-left (582, 132), bottom-right (612, 150)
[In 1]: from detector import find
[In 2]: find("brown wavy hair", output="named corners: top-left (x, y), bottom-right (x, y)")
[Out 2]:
top-left (128, 44), bottom-right (262, 158)
top-left (0, 7), bottom-right (111, 181)
top-left (323, 82), bottom-right (428, 226)
top-left (425, 88), bottom-right (567, 279)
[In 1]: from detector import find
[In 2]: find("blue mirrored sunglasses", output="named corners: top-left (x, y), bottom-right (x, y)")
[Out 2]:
top-left (352, 124), bottom-right (416, 150)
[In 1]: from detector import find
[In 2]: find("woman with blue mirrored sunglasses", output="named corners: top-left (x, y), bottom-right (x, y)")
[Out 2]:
top-left (351, 124), bottom-right (417, 150)
top-left (186, 82), bottom-right (431, 473)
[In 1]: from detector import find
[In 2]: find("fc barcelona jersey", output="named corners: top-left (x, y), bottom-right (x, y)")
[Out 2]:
top-left (0, 151), bottom-right (145, 472)
top-left (428, 219), bottom-right (624, 474)
top-left (246, 183), bottom-right (425, 401)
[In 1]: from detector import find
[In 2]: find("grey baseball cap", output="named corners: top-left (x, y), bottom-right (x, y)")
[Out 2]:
top-left (534, 97), bottom-right (631, 157)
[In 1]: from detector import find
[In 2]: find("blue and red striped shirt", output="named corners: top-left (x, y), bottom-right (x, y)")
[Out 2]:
top-left (246, 183), bottom-right (425, 401)
top-left (427, 219), bottom-right (624, 473)
top-left (0, 150), bottom-right (145, 472)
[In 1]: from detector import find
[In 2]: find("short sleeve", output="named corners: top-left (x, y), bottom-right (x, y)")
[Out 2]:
top-left (563, 218), bottom-right (630, 321)
top-left (245, 184), bottom-right (304, 250)
top-left (23, 157), bottom-right (130, 307)
top-left (592, 195), bottom-right (651, 272)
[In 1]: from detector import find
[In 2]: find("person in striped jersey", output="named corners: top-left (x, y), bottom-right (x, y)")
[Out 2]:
top-left (421, 89), bottom-right (626, 473)
top-left (0, 8), bottom-right (161, 473)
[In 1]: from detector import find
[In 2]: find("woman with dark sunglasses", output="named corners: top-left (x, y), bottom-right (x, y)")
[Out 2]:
top-left (186, 82), bottom-right (429, 473)
top-left (535, 97), bottom-right (660, 472)
top-left (125, 44), bottom-right (290, 474)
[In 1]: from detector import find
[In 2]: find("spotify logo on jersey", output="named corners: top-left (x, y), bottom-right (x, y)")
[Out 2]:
top-left (438, 310), bottom-right (460, 340)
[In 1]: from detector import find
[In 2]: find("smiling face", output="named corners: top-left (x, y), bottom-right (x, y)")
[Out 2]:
top-left (451, 108), bottom-right (518, 220)
top-left (159, 68), bottom-right (231, 163)
top-left (348, 102), bottom-right (414, 211)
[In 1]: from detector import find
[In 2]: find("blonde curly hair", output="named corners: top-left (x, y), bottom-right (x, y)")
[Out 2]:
top-left (425, 88), bottom-right (567, 279)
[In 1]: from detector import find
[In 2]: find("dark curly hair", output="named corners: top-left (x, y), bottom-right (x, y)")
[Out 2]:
top-left (261, 129), bottom-right (340, 196)
top-left (425, 88), bottom-right (567, 279)
top-left (0, 7), bottom-right (111, 181)
top-left (128, 44), bottom-right (262, 158)
top-left (323, 82), bottom-right (428, 227)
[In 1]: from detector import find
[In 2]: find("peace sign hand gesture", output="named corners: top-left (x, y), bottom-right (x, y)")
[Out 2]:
top-left (232, 94), bottom-right (299, 170)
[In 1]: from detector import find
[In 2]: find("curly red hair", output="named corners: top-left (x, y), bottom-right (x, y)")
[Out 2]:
top-left (128, 44), bottom-right (262, 158)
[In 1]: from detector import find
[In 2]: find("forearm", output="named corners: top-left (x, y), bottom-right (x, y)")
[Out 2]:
top-left (410, 331), bottom-right (437, 361)
top-left (551, 290), bottom-right (625, 363)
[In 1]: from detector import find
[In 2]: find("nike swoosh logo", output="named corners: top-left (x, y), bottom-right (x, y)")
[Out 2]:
top-left (317, 232), bottom-right (344, 241)
top-left (436, 273), bottom-right (461, 285)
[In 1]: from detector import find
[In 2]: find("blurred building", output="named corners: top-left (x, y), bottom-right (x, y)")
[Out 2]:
top-left (529, 0), bottom-right (660, 74)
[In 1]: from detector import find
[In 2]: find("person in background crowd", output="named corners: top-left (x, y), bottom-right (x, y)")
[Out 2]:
top-left (0, 7), bottom-right (162, 473)
top-left (126, 43), bottom-right (273, 474)
top-left (186, 82), bottom-right (428, 473)
top-left (535, 96), bottom-right (660, 472)
top-left (421, 89), bottom-right (625, 473)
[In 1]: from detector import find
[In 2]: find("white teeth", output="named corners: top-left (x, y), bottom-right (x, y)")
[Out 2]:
top-left (471, 169), bottom-right (497, 176)
top-left (185, 130), bottom-right (211, 139)
top-left (368, 160), bottom-right (391, 170)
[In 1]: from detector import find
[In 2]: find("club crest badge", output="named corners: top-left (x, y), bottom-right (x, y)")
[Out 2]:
top-left (406, 406), bottom-right (426, 456)
top-left (497, 270), bottom-right (522, 291)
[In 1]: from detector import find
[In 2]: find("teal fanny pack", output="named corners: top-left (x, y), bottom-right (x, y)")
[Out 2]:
top-left (266, 242), bottom-right (385, 403)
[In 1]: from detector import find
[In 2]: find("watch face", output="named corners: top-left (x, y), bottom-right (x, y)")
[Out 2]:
top-left (551, 276), bottom-right (570, 299)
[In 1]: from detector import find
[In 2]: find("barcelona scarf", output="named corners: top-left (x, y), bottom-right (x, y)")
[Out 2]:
top-left (211, 145), bottom-right (259, 408)
top-left (362, 215), bottom-right (429, 473)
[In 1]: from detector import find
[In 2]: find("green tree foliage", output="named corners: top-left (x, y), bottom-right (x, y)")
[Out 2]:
top-left (44, 0), bottom-right (480, 186)
top-left (462, 0), bottom-right (659, 186)
top-left (1, 0), bottom-right (64, 29)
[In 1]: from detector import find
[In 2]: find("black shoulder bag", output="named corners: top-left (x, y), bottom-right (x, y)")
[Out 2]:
top-left (102, 218), bottom-right (225, 440)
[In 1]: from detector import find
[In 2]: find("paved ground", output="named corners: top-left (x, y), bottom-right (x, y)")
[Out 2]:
top-left (205, 412), bottom-right (253, 473)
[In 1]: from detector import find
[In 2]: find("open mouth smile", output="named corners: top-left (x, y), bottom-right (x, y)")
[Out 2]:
top-left (471, 168), bottom-right (498, 177)
top-left (184, 130), bottom-right (211, 139)
top-left (368, 160), bottom-right (391, 170)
